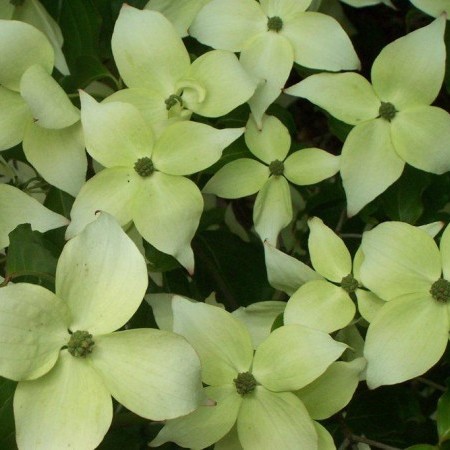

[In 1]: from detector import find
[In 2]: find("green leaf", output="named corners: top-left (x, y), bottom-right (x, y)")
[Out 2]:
top-left (0, 377), bottom-right (17, 450)
top-left (44, 186), bottom-right (74, 219)
top-left (405, 446), bottom-right (438, 450)
top-left (438, 390), bottom-right (450, 443)
top-left (143, 241), bottom-right (181, 273)
top-left (6, 224), bottom-right (59, 289)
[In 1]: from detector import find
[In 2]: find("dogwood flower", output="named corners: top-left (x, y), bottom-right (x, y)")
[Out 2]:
top-left (340, 0), bottom-right (394, 7)
top-left (110, 6), bottom-right (256, 135)
top-left (0, 0), bottom-right (69, 74)
top-left (0, 213), bottom-right (204, 449)
top-left (203, 115), bottom-right (339, 244)
top-left (150, 296), bottom-right (348, 449)
top-left (189, 0), bottom-right (360, 126)
top-left (285, 17), bottom-right (450, 215)
top-left (66, 91), bottom-right (243, 272)
top-left (144, 0), bottom-right (210, 36)
top-left (0, 184), bottom-right (68, 249)
top-left (0, 20), bottom-right (86, 196)
top-left (359, 221), bottom-right (450, 388)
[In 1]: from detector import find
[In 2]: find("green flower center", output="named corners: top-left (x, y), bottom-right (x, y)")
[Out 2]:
top-left (269, 159), bottom-right (284, 176)
top-left (430, 278), bottom-right (450, 303)
top-left (134, 157), bottom-right (154, 177)
top-left (378, 102), bottom-right (397, 122)
top-left (234, 372), bottom-right (257, 396)
top-left (165, 94), bottom-right (183, 111)
top-left (341, 273), bottom-right (358, 293)
top-left (67, 330), bottom-right (94, 357)
top-left (267, 16), bottom-right (283, 32)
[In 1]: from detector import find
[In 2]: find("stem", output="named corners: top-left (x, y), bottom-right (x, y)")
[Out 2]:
top-left (416, 376), bottom-right (446, 392)
top-left (350, 434), bottom-right (401, 450)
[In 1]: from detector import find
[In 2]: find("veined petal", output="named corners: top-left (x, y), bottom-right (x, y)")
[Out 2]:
top-left (57, 213), bottom-right (147, 334)
top-left (186, 50), bottom-right (256, 117)
top-left (232, 301), bottom-right (286, 348)
top-left (364, 292), bottom-right (449, 388)
top-left (203, 158), bottom-right (269, 198)
top-left (308, 217), bottom-right (352, 281)
top-left (263, 241), bottom-right (323, 295)
top-left (284, 280), bottom-right (355, 333)
top-left (0, 19), bottom-right (53, 91)
top-left (409, 0), bottom-right (450, 16)
top-left (0, 283), bottom-right (70, 381)
top-left (360, 221), bottom-right (441, 300)
top-left (285, 73), bottom-right (379, 125)
top-left (341, 119), bottom-right (405, 216)
top-left (284, 147), bottom-right (339, 186)
top-left (153, 121), bottom-right (244, 175)
top-left (80, 91), bottom-right (154, 168)
top-left (150, 385), bottom-right (241, 448)
top-left (0, 86), bottom-right (31, 150)
top-left (14, 352), bottom-right (112, 450)
top-left (391, 106), bottom-right (450, 174)
top-left (260, 0), bottom-right (312, 18)
top-left (189, 0), bottom-right (267, 51)
top-left (0, 184), bottom-right (68, 249)
top-left (66, 167), bottom-right (139, 239)
top-left (172, 297), bottom-right (254, 386)
top-left (441, 224), bottom-right (450, 280)
top-left (92, 329), bottom-right (204, 420)
top-left (241, 32), bottom-right (294, 127)
top-left (23, 121), bottom-right (86, 197)
top-left (253, 324), bottom-right (346, 391)
top-left (20, 65), bottom-right (79, 129)
top-left (112, 6), bottom-right (190, 93)
top-left (237, 387), bottom-right (318, 450)
top-left (356, 289), bottom-right (386, 323)
top-left (296, 359), bottom-right (366, 420)
top-left (371, 16), bottom-right (446, 109)
top-left (144, 0), bottom-right (210, 37)
top-left (245, 114), bottom-right (290, 164)
top-left (132, 172), bottom-right (202, 272)
top-left (281, 12), bottom-right (360, 71)
top-left (254, 175), bottom-right (292, 245)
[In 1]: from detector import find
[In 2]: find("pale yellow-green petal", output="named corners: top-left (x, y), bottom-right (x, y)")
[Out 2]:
top-left (356, 289), bottom-right (386, 323)
top-left (215, 425), bottom-right (243, 450)
top-left (314, 421), bottom-right (336, 450)
top-left (360, 221), bottom-right (441, 300)
top-left (237, 387), bottom-right (318, 450)
top-left (92, 329), bottom-right (204, 420)
top-left (185, 50), bottom-right (256, 117)
top-left (0, 184), bottom-right (68, 249)
top-left (364, 292), bottom-right (448, 388)
top-left (0, 86), bottom-right (31, 150)
top-left (150, 385), bottom-right (241, 448)
top-left (254, 175), bottom-right (292, 245)
top-left (341, 119), bottom-right (405, 216)
top-left (260, 0), bottom-right (312, 18)
top-left (441, 224), bottom-right (450, 280)
top-left (241, 32), bottom-right (294, 127)
top-left (284, 148), bottom-right (339, 186)
top-left (65, 167), bottom-right (139, 239)
top-left (371, 16), bottom-right (446, 109)
top-left (23, 121), bottom-right (86, 196)
top-left (245, 114), bottom-right (291, 164)
top-left (20, 64), bottom-right (79, 129)
top-left (14, 352), bottom-right (112, 450)
top-left (296, 359), bottom-right (366, 420)
top-left (0, 19), bottom-right (53, 91)
top-left (152, 121), bottom-right (243, 175)
top-left (284, 280), bottom-right (355, 333)
top-left (111, 6), bottom-right (189, 94)
top-left (172, 297), bottom-right (254, 386)
top-left (285, 72), bottom-right (379, 125)
top-left (391, 106), bottom-right (450, 175)
top-left (253, 324), bottom-right (346, 391)
top-left (281, 12), bottom-right (360, 71)
top-left (203, 158), bottom-right (269, 199)
top-left (80, 91), bottom-right (154, 168)
top-left (409, 0), bottom-right (450, 16)
top-left (263, 241), bottom-right (323, 295)
top-left (57, 212), bottom-right (148, 334)
top-left (308, 217), bottom-right (352, 281)
top-left (189, 0), bottom-right (266, 51)
top-left (0, 283), bottom-right (70, 381)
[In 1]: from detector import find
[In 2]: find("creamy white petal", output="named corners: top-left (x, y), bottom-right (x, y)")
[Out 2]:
top-left (441, 224), bottom-right (450, 280)
top-left (409, 0), bottom-right (450, 16)
top-left (356, 289), bottom-right (386, 323)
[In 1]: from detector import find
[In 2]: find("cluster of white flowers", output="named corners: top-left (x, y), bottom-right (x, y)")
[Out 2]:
top-left (0, 0), bottom-right (450, 449)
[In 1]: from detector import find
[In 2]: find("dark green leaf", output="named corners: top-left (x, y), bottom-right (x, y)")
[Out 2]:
top-left (143, 241), bottom-right (181, 273)
top-left (438, 390), bottom-right (450, 443)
